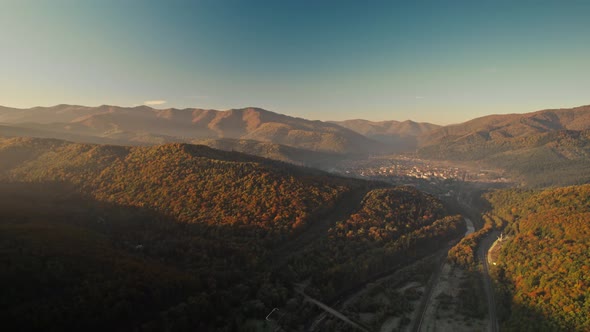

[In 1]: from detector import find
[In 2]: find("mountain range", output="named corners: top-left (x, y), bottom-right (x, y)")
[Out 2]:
top-left (0, 105), bottom-right (383, 154)
top-left (2, 103), bottom-right (590, 186)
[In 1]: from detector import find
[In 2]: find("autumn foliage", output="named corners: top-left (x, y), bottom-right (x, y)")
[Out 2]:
top-left (0, 137), bottom-right (464, 330)
top-left (485, 186), bottom-right (590, 331)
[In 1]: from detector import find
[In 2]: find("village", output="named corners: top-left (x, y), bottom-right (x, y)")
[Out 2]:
top-left (334, 155), bottom-right (509, 185)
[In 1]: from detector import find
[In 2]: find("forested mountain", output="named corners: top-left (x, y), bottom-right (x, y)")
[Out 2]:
top-left (421, 105), bottom-right (590, 146)
top-left (418, 105), bottom-right (590, 187)
top-left (0, 137), bottom-right (463, 331)
top-left (329, 119), bottom-right (440, 152)
top-left (483, 186), bottom-right (590, 331)
top-left (0, 137), bottom-right (351, 236)
top-left (0, 105), bottom-right (382, 154)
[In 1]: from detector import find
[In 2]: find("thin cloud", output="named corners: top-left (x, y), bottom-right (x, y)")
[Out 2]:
top-left (144, 100), bottom-right (167, 106)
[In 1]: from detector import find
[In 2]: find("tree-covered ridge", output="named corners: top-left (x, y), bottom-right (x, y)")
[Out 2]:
top-left (484, 186), bottom-right (590, 331)
top-left (331, 187), bottom-right (446, 242)
top-left (3, 139), bottom-right (354, 239)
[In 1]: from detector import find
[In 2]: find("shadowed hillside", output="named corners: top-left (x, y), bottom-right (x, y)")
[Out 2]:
top-left (0, 137), bottom-right (463, 331)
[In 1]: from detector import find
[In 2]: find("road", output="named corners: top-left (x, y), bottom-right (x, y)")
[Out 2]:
top-left (307, 248), bottom-right (444, 332)
top-left (411, 250), bottom-right (447, 332)
top-left (295, 287), bottom-right (370, 332)
top-left (478, 231), bottom-right (500, 332)
top-left (412, 218), bottom-right (474, 332)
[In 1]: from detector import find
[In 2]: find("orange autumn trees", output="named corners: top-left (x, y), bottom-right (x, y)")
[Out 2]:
top-left (331, 187), bottom-right (446, 242)
top-left (291, 187), bottom-right (463, 300)
top-left (0, 137), bottom-right (465, 331)
top-left (4, 140), bottom-right (355, 240)
top-left (484, 186), bottom-right (590, 331)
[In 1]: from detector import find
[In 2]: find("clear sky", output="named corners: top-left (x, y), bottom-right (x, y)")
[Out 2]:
top-left (1, 0), bottom-right (589, 124)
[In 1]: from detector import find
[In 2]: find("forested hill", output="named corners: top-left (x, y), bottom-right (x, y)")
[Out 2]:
top-left (484, 186), bottom-right (590, 331)
top-left (417, 105), bottom-right (590, 187)
top-left (0, 136), bottom-right (356, 236)
top-left (0, 136), bottom-right (463, 331)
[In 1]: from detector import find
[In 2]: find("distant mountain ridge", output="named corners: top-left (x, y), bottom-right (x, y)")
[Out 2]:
top-left (3, 103), bottom-right (590, 178)
top-left (0, 105), bottom-right (382, 154)
top-left (331, 119), bottom-right (440, 151)
top-left (332, 119), bottom-right (439, 137)
top-left (417, 105), bottom-right (590, 187)
top-left (421, 105), bottom-right (590, 146)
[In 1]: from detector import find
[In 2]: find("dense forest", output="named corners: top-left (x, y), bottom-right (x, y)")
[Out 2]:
top-left (0, 137), bottom-right (463, 331)
top-left (0, 183), bottom-right (202, 331)
top-left (1, 137), bottom-right (354, 238)
top-left (483, 186), bottom-right (590, 331)
top-left (289, 188), bottom-right (463, 300)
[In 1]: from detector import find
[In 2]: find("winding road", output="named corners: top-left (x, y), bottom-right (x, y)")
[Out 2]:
top-left (478, 231), bottom-right (500, 332)
top-left (411, 218), bottom-right (502, 332)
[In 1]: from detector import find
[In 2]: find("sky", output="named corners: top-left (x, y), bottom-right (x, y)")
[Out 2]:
top-left (1, 0), bottom-right (589, 124)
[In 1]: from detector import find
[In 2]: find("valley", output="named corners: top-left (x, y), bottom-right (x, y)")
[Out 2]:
top-left (1, 103), bottom-right (590, 331)
top-left (4, 2), bottom-right (589, 331)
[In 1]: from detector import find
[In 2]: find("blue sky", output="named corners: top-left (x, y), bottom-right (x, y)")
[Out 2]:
top-left (1, 0), bottom-right (589, 124)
